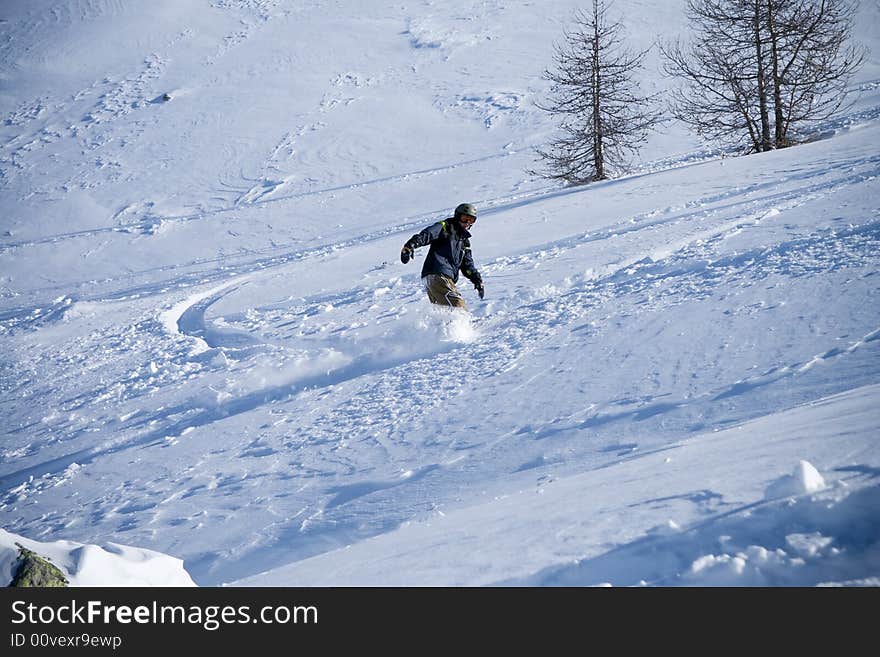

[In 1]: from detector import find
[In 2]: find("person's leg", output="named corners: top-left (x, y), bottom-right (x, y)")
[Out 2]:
top-left (423, 275), bottom-right (468, 309)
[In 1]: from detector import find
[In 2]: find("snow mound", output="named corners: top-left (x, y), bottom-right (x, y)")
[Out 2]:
top-left (764, 460), bottom-right (827, 500)
top-left (0, 528), bottom-right (196, 587)
top-left (510, 483), bottom-right (879, 587)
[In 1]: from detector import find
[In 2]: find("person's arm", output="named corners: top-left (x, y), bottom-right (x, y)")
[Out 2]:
top-left (401, 222), bottom-right (445, 263)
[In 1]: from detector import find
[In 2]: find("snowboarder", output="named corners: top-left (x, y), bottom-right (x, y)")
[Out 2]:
top-left (400, 203), bottom-right (484, 309)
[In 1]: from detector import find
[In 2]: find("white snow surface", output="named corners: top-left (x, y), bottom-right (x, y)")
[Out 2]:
top-left (1, 0), bottom-right (878, 587)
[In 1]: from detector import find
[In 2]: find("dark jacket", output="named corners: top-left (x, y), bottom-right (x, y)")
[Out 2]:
top-left (405, 219), bottom-right (481, 285)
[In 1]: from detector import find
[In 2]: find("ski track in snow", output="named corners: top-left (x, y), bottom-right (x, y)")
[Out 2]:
top-left (4, 158), bottom-right (879, 438)
top-left (0, 150), bottom-right (520, 255)
top-left (2, 137), bottom-right (878, 327)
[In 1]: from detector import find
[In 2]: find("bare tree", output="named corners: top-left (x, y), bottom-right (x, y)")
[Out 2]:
top-left (662, 0), bottom-right (777, 152)
top-left (535, 0), bottom-right (661, 184)
top-left (662, 0), bottom-right (866, 153)
top-left (765, 0), bottom-right (866, 147)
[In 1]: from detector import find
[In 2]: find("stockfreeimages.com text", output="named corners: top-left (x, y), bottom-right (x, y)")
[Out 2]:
top-left (11, 599), bottom-right (317, 631)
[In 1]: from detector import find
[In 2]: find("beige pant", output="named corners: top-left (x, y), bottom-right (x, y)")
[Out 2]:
top-left (423, 274), bottom-right (467, 309)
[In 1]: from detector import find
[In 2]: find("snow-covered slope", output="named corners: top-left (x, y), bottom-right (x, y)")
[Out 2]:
top-left (237, 386), bottom-right (880, 587)
top-left (1, 0), bottom-right (878, 587)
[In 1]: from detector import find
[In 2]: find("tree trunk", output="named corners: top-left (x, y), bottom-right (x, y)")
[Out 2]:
top-left (591, 0), bottom-right (605, 179)
top-left (766, 0), bottom-right (787, 147)
top-left (754, 0), bottom-right (773, 150)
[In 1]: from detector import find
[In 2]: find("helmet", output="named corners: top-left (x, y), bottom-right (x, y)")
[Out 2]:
top-left (454, 203), bottom-right (477, 219)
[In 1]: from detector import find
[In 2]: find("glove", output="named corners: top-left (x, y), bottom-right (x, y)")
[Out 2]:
top-left (470, 273), bottom-right (484, 299)
top-left (400, 244), bottom-right (414, 264)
